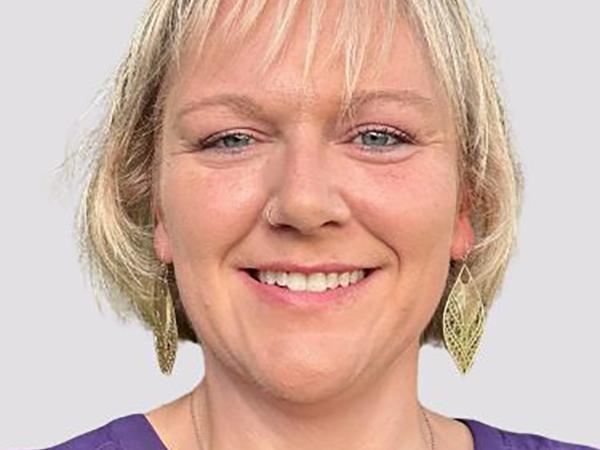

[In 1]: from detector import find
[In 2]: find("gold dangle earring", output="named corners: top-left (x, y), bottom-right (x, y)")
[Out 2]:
top-left (153, 263), bottom-right (179, 375)
top-left (442, 258), bottom-right (486, 375)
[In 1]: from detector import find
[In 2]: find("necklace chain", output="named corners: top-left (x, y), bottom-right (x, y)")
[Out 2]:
top-left (190, 388), bottom-right (204, 450)
top-left (421, 404), bottom-right (435, 450)
top-left (190, 388), bottom-right (434, 450)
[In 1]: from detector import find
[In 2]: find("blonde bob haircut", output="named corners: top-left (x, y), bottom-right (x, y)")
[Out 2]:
top-left (78, 0), bottom-right (523, 348)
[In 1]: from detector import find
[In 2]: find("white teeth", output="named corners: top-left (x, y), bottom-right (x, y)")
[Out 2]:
top-left (306, 273), bottom-right (327, 293)
top-left (287, 273), bottom-right (307, 291)
top-left (255, 269), bottom-right (368, 292)
top-left (275, 272), bottom-right (287, 287)
top-left (266, 272), bottom-right (276, 285)
top-left (339, 272), bottom-right (350, 287)
top-left (326, 273), bottom-right (338, 289)
top-left (258, 271), bottom-right (278, 285)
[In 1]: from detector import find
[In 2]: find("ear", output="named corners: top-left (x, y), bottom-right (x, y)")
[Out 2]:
top-left (154, 205), bottom-right (174, 264)
top-left (450, 188), bottom-right (475, 261)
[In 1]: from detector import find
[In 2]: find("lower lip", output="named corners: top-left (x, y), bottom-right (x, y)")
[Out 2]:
top-left (239, 269), bottom-right (380, 310)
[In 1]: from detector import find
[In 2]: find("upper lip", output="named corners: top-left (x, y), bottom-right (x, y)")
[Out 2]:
top-left (242, 262), bottom-right (378, 274)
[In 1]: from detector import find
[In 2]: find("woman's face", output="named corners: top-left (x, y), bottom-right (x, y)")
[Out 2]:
top-left (155, 3), bottom-right (472, 401)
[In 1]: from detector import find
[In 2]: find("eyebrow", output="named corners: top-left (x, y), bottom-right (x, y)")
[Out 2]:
top-left (176, 94), bottom-right (267, 122)
top-left (340, 89), bottom-right (435, 122)
top-left (175, 89), bottom-right (435, 122)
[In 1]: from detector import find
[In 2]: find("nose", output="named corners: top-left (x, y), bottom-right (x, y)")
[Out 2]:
top-left (264, 134), bottom-right (351, 235)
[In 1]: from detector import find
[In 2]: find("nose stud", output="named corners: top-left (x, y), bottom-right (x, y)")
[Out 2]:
top-left (264, 204), bottom-right (277, 226)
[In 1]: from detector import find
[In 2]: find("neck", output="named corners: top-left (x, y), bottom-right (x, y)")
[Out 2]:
top-left (191, 340), bottom-right (432, 450)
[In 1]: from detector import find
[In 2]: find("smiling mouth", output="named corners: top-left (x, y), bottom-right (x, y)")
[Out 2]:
top-left (244, 268), bottom-right (376, 279)
top-left (243, 267), bottom-right (377, 291)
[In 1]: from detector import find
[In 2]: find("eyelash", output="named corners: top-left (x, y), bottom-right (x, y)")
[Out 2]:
top-left (195, 125), bottom-right (416, 156)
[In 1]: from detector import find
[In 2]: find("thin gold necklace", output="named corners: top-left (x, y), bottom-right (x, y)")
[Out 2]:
top-left (421, 405), bottom-right (436, 450)
top-left (190, 388), bottom-right (435, 450)
top-left (190, 388), bottom-right (204, 450)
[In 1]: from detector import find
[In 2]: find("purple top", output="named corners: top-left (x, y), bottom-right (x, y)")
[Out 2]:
top-left (29, 414), bottom-right (598, 450)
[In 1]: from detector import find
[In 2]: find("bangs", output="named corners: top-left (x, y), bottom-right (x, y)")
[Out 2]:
top-left (173, 0), bottom-right (402, 118)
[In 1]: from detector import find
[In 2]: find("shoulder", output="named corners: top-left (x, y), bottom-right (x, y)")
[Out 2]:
top-left (459, 418), bottom-right (599, 450)
top-left (33, 414), bottom-right (166, 450)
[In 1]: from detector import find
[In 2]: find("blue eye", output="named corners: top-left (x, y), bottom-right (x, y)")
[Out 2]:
top-left (195, 126), bottom-right (414, 156)
top-left (353, 127), bottom-right (414, 151)
top-left (198, 132), bottom-right (256, 153)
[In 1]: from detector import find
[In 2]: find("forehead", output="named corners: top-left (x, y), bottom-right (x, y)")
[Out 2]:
top-left (166, 0), bottom-right (445, 121)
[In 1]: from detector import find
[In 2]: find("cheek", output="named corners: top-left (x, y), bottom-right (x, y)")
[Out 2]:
top-left (359, 154), bottom-right (457, 245)
top-left (159, 159), bottom-right (267, 341)
top-left (160, 160), bottom-right (264, 265)
top-left (355, 151), bottom-right (458, 295)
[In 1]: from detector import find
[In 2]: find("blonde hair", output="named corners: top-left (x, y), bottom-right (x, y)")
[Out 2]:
top-left (78, 0), bottom-right (523, 347)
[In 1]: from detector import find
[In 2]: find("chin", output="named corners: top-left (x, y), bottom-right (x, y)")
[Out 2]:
top-left (246, 339), bottom-right (366, 405)
top-left (257, 367), bottom-right (358, 406)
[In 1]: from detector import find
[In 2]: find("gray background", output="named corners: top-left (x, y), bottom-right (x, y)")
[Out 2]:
top-left (1, 1), bottom-right (598, 448)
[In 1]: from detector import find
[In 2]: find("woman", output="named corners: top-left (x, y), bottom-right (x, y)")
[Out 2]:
top-left (33, 0), bottom-right (597, 449)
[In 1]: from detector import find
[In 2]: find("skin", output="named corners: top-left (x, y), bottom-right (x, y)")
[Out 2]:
top-left (148, 2), bottom-right (475, 449)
